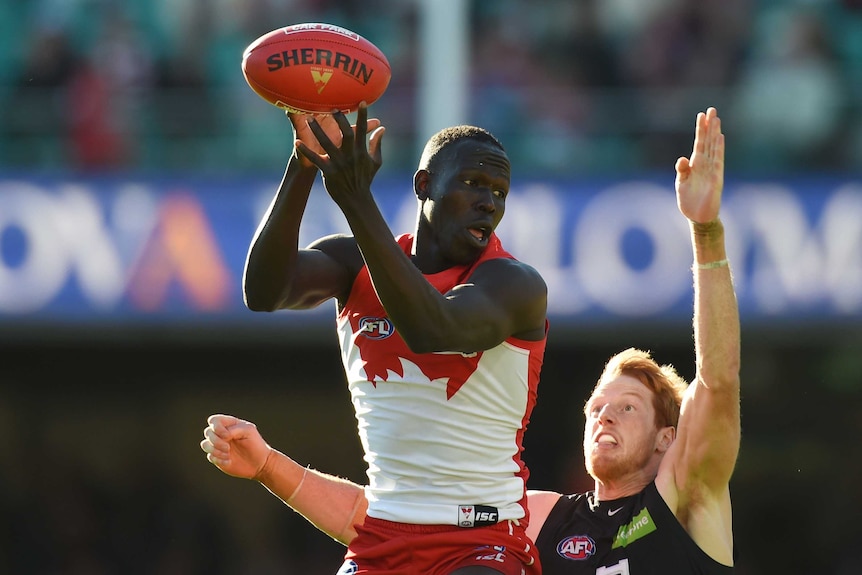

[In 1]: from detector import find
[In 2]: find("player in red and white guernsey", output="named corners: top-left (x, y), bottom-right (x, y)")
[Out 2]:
top-left (339, 231), bottom-right (544, 530)
top-left (209, 104), bottom-right (548, 574)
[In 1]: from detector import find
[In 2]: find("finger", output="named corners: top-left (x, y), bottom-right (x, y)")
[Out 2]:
top-left (307, 116), bottom-right (341, 157)
top-left (354, 102), bottom-right (368, 148)
top-left (693, 111), bottom-right (707, 158)
top-left (675, 156), bottom-right (690, 181)
top-left (709, 115), bottom-right (723, 159)
top-left (366, 118), bottom-right (382, 132)
top-left (201, 437), bottom-right (230, 461)
top-left (204, 430), bottom-right (231, 456)
top-left (286, 110), bottom-right (309, 132)
top-left (207, 452), bottom-right (228, 467)
top-left (331, 110), bottom-right (354, 149)
top-left (703, 109), bottom-right (719, 155)
top-left (202, 435), bottom-right (230, 460)
top-left (204, 426), bottom-right (222, 445)
top-left (207, 413), bottom-right (238, 428)
top-left (296, 141), bottom-right (327, 170)
top-left (368, 125), bottom-right (386, 163)
top-left (206, 417), bottom-right (233, 440)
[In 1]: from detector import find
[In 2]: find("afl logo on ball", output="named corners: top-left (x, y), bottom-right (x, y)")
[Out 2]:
top-left (557, 535), bottom-right (596, 560)
top-left (359, 317), bottom-right (393, 340)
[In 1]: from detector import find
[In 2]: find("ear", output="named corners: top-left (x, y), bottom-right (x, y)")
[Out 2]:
top-left (414, 169), bottom-right (430, 201)
top-left (656, 426), bottom-right (675, 453)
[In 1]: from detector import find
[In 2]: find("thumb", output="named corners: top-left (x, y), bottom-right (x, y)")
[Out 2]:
top-left (369, 126), bottom-right (386, 163)
top-left (223, 418), bottom-right (259, 442)
top-left (675, 156), bottom-right (690, 182)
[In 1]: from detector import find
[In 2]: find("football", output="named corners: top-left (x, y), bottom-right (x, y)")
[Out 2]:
top-left (241, 23), bottom-right (391, 114)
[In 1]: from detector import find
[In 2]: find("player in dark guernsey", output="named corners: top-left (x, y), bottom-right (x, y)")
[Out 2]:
top-left (527, 346), bottom-right (734, 575)
top-left (525, 106), bottom-right (737, 574)
top-left (202, 107), bottom-right (738, 574)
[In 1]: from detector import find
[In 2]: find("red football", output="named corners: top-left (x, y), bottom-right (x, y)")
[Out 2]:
top-left (241, 23), bottom-right (391, 114)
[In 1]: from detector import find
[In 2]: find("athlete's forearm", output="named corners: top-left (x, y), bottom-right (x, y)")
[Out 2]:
top-left (243, 157), bottom-right (318, 311)
top-left (691, 219), bottom-right (740, 391)
top-left (256, 449), bottom-right (367, 545)
top-left (334, 196), bottom-right (469, 352)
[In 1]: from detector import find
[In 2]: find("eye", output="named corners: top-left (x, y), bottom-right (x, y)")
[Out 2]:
top-left (623, 404), bottom-right (635, 413)
top-left (492, 189), bottom-right (507, 199)
top-left (463, 179), bottom-right (477, 187)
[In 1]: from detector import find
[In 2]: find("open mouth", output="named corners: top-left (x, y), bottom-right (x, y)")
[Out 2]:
top-left (468, 226), bottom-right (490, 243)
top-left (596, 433), bottom-right (617, 446)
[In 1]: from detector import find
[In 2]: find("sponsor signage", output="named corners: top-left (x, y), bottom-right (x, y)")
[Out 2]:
top-left (2, 173), bottom-right (861, 337)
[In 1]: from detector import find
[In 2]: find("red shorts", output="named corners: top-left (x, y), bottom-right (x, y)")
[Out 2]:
top-left (337, 516), bottom-right (541, 575)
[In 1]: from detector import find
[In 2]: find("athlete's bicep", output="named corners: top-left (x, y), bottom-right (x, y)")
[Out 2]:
top-left (526, 490), bottom-right (561, 543)
top-left (283, 235), bottom-right (363, 309)
top-left (445, 259), bottom-right (548, 342)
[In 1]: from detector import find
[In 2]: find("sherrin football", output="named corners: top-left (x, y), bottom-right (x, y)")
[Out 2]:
top-left (241, 23), bottom-right (391, 114)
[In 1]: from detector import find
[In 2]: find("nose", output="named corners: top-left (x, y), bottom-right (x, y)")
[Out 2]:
top-left (597, 404), bottom-right (615, 424)
top-left (475, 188), bottom-right (497, 213)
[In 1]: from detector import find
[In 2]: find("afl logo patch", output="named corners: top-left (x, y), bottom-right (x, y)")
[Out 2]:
top-left (557, 535), bottom-right (596, 560)
top-left (358, 316), bottom-right (394, 340)
top-left (336, 559), bottom-right (358, 574)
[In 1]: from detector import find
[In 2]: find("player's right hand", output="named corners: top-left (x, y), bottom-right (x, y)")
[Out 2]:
top-left (288, 110), bottom-right (381, 169)
top-left (200, 414), bottom-right (272, 480)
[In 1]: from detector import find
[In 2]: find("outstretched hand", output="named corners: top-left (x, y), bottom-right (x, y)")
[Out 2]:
top-left (200, 414), bottom-right (272, 481)
top-left (289, 112), bottom-right (344, 169)
top-left (675, 107), bottom-right (725, 224)
top-left (289, 107), bottom-right (383, 170)
top-left (294, 102), bottom-right (386, 205)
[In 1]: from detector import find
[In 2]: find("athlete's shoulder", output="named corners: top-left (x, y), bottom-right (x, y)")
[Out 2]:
top-left (476, 256), bottom-right (546, 286)
top-left (308, 233), bottom-right (361, 261)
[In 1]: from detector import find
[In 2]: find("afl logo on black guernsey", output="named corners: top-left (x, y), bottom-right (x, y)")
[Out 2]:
top-left (557, 535), bottom-right (596, 560)
top-left (358, 316), bottom-right (394, 340)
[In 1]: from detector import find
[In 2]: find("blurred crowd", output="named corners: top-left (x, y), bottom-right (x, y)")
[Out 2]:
top-left (2, 0), bottom-right (862, 176)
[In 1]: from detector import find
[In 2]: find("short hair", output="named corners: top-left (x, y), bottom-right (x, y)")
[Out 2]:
top-left (418, 125), bottom-right (506, 172)
top-left (588, 348), bottom-right (688, 429)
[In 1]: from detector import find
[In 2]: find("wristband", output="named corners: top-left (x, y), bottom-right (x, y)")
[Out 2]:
top-left (696, 259), bottom-right (728, 270)
top-left (286, 466), bottom-right (309, 504)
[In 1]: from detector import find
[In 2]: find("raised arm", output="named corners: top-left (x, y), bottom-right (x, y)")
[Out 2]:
top-left (200, 414), bottom-right (367, 545)
top-left (243, 113), bottom-right (379, 312)
top-left (657, 107), bottom-right (740, 565)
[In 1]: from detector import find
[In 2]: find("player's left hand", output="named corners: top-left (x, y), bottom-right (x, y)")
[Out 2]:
top-left (675, 107), bottom-right (725, 224)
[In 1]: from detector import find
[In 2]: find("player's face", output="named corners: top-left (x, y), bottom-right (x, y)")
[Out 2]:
top-left (419, 140), bottom-right (510, 266)
top-left (583, 376), bottom-right (663, 482)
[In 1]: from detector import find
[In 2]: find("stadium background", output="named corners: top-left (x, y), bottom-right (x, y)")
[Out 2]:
top-left (2, 0), bottom-right (862, 573)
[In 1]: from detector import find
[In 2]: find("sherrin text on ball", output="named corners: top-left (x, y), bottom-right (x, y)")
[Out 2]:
top-left (241, 22), bottom-right (391, 114)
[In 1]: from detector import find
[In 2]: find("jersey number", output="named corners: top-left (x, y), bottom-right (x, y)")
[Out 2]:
top-left (596, 558), bottom-right (630, 575)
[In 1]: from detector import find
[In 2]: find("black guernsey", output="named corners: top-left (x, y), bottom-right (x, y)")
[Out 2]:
top-left (534, 482), bottom-right (733, 575)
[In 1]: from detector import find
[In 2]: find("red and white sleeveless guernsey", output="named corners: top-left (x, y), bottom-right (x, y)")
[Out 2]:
top-left (336, 232), bottom-right (547, 526)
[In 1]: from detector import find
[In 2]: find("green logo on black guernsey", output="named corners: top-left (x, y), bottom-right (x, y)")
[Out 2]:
top-left (612, 507), bottom-right (656, 548)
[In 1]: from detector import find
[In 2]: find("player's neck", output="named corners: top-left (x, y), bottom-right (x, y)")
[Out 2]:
top-left (593, 473), bottom-right (653, 501)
